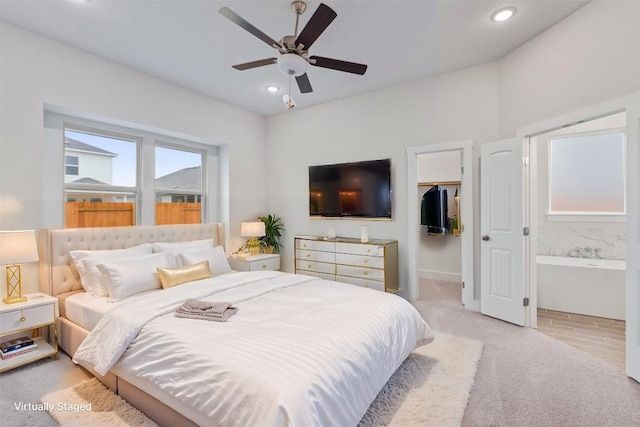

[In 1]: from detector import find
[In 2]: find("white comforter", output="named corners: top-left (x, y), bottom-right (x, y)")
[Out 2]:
top-left (74, 271), bottom-right (434, 427)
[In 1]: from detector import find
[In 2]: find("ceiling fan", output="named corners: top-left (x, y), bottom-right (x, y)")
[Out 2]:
top-left (219, 1), bottom-right (368, 95)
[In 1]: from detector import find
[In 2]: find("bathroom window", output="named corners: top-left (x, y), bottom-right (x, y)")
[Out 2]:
top-left (548, 130), bottom-right (625, 218)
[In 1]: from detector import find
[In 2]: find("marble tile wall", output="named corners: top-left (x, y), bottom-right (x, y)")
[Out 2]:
top-left (537, 223), bottom-right (626, 260)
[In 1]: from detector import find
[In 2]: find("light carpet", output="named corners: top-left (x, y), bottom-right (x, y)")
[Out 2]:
top-left (41, 333), bottom-right (482, 427)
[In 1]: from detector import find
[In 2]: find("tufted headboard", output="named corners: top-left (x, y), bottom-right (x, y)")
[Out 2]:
top-left (39, 223), bottom-right (225, 297)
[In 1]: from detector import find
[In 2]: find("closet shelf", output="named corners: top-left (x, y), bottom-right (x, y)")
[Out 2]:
top-left (418, 181), bottom-right (461, 187)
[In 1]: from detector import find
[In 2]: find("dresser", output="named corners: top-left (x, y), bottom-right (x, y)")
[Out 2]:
top-left (294, 236), bottom-right (398, 293)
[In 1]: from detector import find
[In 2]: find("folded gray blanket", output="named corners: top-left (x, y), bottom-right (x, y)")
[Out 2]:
top-left (175, 300), bottom-right (237, 322)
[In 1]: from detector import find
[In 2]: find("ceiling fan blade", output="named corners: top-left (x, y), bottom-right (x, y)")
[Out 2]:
top-left (308, 56), bottom-right (368, 75)
top-left (219, 7), bottom-right (282, 49)
top-left (232, 58), bottom-right (277, 71)
top-left (295, 73), bottom-right (313, 94)
top-left (294, 3), bottom-right (337, 50)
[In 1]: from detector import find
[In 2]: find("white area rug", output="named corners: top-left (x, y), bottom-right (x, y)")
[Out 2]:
top-left (41, 378), bottom-right (157, 427)
top-left (360, 333), bottom-right (483, 427)
top-left (42, 333), bottom-right (482, 427)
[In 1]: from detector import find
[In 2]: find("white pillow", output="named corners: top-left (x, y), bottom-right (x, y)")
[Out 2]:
top-left (70, 244), bottom-right (152, 295)
top-left (151, 239), bottom-right (213, 254)
top-left (97, 252), bottom-right (178, 301)
top-left (82, 254), bottom-right (142, 297)
top-left (178, 246), bottom-right (232, 277)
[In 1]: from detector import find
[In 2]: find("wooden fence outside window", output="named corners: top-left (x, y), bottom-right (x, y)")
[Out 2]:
top-left (65, 202), bottom-right (201, 228)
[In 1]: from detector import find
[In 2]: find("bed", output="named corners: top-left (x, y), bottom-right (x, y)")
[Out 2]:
top-left (40, 223), bottom-right (434, 427)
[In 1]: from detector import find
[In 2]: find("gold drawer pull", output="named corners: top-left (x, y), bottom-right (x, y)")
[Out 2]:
top-left (363, 271), bottom-right (368, 276)
top-left (307, 264), bottom-right (312, 268)
top-left (262, 264), bottom-right (267, 269)
top-left (303, 244), bottom-right (307, 248)
top-left (306, 254), bottom-right (310, 258)
top-left (363, 259), bottom-right (368, 264)
top-left (20, 313), bottom-right (26, 322)
top-left (367, 248), bottom-right (371, 253)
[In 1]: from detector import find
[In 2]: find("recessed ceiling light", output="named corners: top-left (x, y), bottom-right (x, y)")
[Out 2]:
top-left (491, 7), bottom-right (517, 22)
top-left (266, 86), bottom-right (279, 93)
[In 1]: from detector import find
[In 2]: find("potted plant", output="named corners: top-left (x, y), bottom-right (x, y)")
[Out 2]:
top-left (258, 214), bottom-right (284, 254)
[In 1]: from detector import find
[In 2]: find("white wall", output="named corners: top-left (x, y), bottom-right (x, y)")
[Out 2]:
top-left (266, 63), bottom-right (501, 297)
top-left (0, 22), bottom-right (267, 295)
top-left (499, 1), bottom-right (640, 137)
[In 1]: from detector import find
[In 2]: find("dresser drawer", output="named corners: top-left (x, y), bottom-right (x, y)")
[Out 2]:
top-left (335, 242), bottom-right (384, 257)
top-left (297, 271), bottom-right (336, 281)
top-left (336, 264), bottom-right (385, 282)
top-left (336, 275), bottom-right (385, 292)
top-left (296, 260), bottom-right (336, 275)
top-left (0, 303), bottom-right (54, 334)
top-left (296, 249), bottom-right (336, 264)
top-left (248, 256), bottom-right (280, 271)
top-left (295, 239), bottom-right (335, 253)
top-left (335, 253), bottom-right (384, 269)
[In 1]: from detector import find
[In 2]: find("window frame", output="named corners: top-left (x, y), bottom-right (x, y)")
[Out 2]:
top-left (64, 155), bottom-right (79, 176)
top-left (154, 140), bottom-right (208, 224)
top-left (546, 128), bottom-right (626, 222)
top-left (52, 114), bottom-right (218, 228)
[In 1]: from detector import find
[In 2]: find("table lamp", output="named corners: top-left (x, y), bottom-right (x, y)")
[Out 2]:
top-left (0, 230), bottom-right (39, 304)
top-left (241, 222), bottom-right (265, 256)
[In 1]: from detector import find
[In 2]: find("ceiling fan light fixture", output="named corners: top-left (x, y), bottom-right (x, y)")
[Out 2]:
top-left (491, 7), bottom-right (517, 22)
top-left (277, 53), bottom-right (308, 77)
top-left (266, 85), bottom-right (279, 93)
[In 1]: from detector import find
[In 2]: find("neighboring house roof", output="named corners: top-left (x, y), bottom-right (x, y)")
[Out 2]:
top-left (71, 177), bottom-right (109, 185)
top-left (155, 166), bottom-right (201, 191)
top-left (65, 137), bottom-right (117, 157)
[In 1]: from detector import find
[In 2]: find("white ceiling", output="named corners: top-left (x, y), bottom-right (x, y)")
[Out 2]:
top-left (0, 0), bottom-right (588, 117)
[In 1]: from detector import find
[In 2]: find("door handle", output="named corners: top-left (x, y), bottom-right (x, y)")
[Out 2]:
top-left (482, 235), bottom-right (490, 241)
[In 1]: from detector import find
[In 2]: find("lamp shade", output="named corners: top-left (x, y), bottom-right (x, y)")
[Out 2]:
top-left (0, 230), bottom-right (39, 265)
top-left (241, 222), bottom-right (265, 238)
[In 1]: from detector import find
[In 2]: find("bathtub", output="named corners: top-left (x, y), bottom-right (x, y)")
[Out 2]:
top-left (537, 255), bottom-right (626, 320)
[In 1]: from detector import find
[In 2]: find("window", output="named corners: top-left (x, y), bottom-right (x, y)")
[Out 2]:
top-left (155, 145), bottom-right (204, 225)
top-left (51, 112), bottom-right (218, 229)
top-left (549, 130), bottom-right (625, 216)
top-left (65, 155), bottom-right (79, 176)
top-left (63, 129), bottom-right (138, 228)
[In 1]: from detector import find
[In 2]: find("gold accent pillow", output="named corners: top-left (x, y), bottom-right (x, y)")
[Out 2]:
top-left (157, 261), bottom-right (213, 289)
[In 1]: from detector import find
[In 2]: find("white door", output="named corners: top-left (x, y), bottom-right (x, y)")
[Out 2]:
top-left (627, 111), bottom-right (640, 382)
top-left (481, 138), bottom-right (526, 326)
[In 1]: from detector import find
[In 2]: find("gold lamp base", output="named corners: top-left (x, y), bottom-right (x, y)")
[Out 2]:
top-left (4, 264), bottom-right (27, 304)
top-left (248, 237), bottom-right (260, 256)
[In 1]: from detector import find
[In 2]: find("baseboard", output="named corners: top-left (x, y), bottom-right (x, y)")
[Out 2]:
top-left (418, 269), bottom-right (461, 283)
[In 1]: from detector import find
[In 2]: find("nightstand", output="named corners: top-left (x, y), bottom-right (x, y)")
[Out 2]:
top-left (228, 254), bottom-right (280, 272)
top-left (0, 294), bottom-right (58, 373)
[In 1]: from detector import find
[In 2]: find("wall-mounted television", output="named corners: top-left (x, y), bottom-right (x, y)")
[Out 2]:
top-left (309, 159), bottom-right (391, 219)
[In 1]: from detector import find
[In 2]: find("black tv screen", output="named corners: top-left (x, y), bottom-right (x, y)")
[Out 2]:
top-left (309, 159), bottom-right (391, 218)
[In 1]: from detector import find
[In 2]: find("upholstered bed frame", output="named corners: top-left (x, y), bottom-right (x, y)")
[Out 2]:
top-left (39, 223), bottom-right (225, 427)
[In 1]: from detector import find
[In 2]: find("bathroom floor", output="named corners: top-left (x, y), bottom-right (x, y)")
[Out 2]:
top-left (537, 308), bottom-right (626, 371)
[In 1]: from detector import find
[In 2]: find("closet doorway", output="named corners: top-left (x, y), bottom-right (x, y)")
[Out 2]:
top-left (407, 141), bottom-right (475, 308)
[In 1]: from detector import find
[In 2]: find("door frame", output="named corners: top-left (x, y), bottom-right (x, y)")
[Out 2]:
top-left (407, 140), bottom-right (475, 308)
top-left (517, 92), bottom-right (640, 380)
